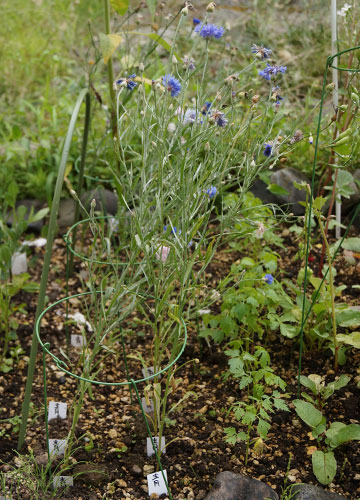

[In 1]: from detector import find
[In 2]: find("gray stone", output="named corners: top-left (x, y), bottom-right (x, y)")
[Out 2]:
top-left (7, 199), bottom-right (45, 233)
top-left (203, 472), bottom-right (278, 500)
top-left (291, 483), bottom-right (346, 500)
top-left (80, 188), bottom-right (118, 215)
top-left (57, 198), bottom-right (77, 229)
top-left (270, 167), bottom-right (309, 215)
top-left (250, 179), bottom-right (279, 206)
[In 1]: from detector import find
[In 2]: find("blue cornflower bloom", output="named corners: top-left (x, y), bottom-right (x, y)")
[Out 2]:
top-left (162, 74), bottom-right (182, 97)
top-left (206, 186), bottom-right (217, 199)
top-left (193, 18), bottom-right (201, 26)
top-left (264, 274), bottom-right (274, 284)
top-left (195, 23), bottom-right (224, 40)
top-left (259, 63), bottom-right (287, 81)
top-left (201, 101), bottom-right (212, 115)
top-left (263, 143), bottom-right (272, 157)
top-left (183, 109), bottom-right (198, 124)
top-left (251, 44), bottom-right (272, 59)
top-left (211, 111), bottom-right (228, 127)
top-left (115, 74), bottom-right (137, 90)
top-left (164, 225), bottom-right (178, 235)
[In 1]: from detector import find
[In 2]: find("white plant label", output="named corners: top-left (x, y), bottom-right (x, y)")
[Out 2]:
top-left (53, 476), bottom-right (74, 488)
top-left (70, 334), bottom-right (86, 347)
top-left (147, 470), bottom-right (168, 497)
top-left (49, 438), bottom-right (67, 457)
top-left (142, 366), bottom-right (155, 378)
top-left (11, 252), bottom-right (27, 275)
top-left (22, 238), bottom-right (47, 248)
top-left (146, 436), bottom-right (166, 457)
top-left (48, 401), bottom-right (67, 421)
top-left (141, 397), bottom-right (154, 413)
top-left (68, 312), bottom-right (93, 332)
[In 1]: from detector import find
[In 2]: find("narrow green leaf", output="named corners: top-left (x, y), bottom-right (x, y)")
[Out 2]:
top-left (267, 183), bottom-right (290, 197)
top-left (146, 0), bottom-right (157, 20)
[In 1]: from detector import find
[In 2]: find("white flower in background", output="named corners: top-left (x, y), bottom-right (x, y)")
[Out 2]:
top-left (337, 3), bottom-right (351, 16)
top-left (255, 222), bottom-right (266, 239)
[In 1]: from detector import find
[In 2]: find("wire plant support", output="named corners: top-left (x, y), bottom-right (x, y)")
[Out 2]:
top-left (297, 45), bottom-right (360, 395)
top-left (35, 290), bottom-right (187, 499)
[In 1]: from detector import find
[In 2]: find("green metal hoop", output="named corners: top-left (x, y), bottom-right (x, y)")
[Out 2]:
top-left (35, 290), bottom-right (187, 386)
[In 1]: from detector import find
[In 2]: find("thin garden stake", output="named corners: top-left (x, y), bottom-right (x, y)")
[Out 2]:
top-left (331, 0), bottom-right (341, 239)
top-left (297, 45), bottom-right (360, 396)
top-left (68, 91), bottom-right (91, 276)
top-left (17, 88), bottom-right (90, 450)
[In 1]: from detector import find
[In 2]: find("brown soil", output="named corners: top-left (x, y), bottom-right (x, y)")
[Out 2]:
top-left (0, 227), bottom-right (359, 500)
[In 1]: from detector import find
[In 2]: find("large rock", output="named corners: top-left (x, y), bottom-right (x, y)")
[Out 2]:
top-left (291, 483), bottom-right (347, 500)
top-left (270, 167), bottom-right (309, 215)
top-left (203, 472), bottom-right (278, 500)
top-left (250, 179), bottom-right (279, 206)
top-left (80, 188), bottom-right (118, 215)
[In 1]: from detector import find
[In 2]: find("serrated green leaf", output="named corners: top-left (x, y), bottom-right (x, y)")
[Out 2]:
top-left (312, 451), bottom-right (336, 485)
top-left (257, 418), bottom-right (271, 439)
top-left (110, 0), bottom-right (128, 15)
top-left (280, 323), bottom-right (298, 338)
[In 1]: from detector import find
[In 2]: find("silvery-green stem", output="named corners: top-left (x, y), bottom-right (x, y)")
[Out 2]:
top-left (331, 0), bottom-right (341, 239)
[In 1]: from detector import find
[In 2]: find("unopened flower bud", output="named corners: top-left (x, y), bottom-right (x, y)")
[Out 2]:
top-left (238, 91), bottom-right (245, 99)
top-left (91, 198), bottom-right (96, 209)
top-left (326, 82), bottom-right (336, 91)
top-left (250, 159), bottom-right (256, 167)
top-left (205, 142), bottom-right (210, 152)
top-left (252, 94), bottom-right (260, 104)
top-left (139, 62), bottom-right (145, 72)
top-left (151, 141), bottom-right (157, 147)
top-left (351, 92), bottom-right (359, 105)
top-left (216, 93), bottom-right (221, 102)
top-left (181, 5), bottom-right (189, 15)
top-left (309, 134), bottom-right (313, 144)
top-left (172, 55), bottom-right (178, 64)
top-left (206, 2), bottom-right (216, 12)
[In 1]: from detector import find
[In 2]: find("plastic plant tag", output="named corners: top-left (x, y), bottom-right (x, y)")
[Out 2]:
top-left (68, 312), bottom-right (93, 332)
top-left (141, 397), bottom-right (154, 413)
top-left (71, 334), bottom-right (86, 347)
top-left (48, 401), bottom-right (67, 421)
top-left (49, 439), bottom-right (67, 457)
top-left (11, 252), bottom-right (27, 275)
top-left (142, 366), bottom-right (155, 378)
top-left (146, 436), bottom-right (166, 457)
top-left (147, 470), bottom-right (168, 497)
top-left (53, 476), bottom-right (74, 488)
top-left (22, 238), bottom-right (47, 247)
